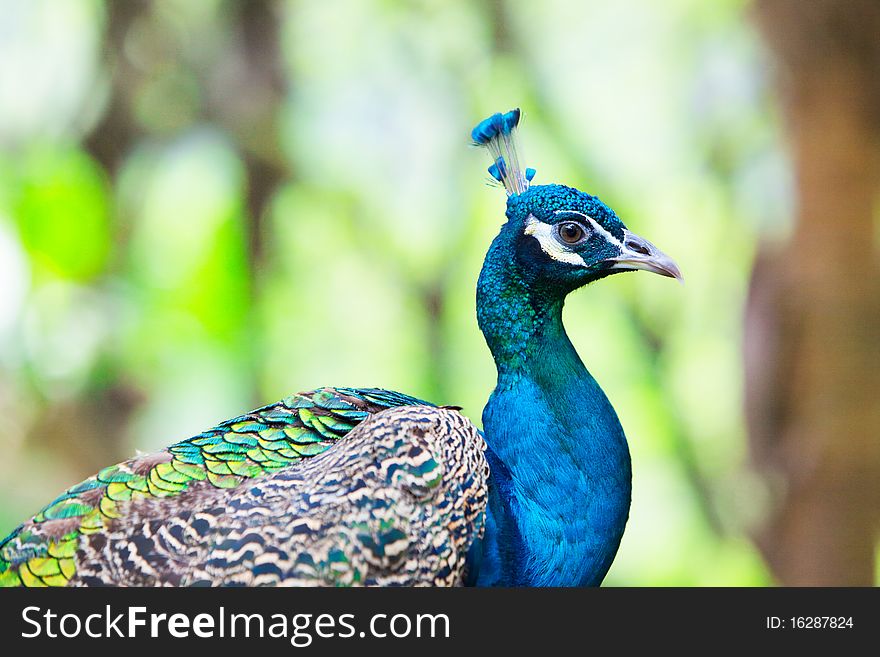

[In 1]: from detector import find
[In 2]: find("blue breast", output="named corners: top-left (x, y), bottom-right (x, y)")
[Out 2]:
top-left (470, 367), bottom-right (632, 587)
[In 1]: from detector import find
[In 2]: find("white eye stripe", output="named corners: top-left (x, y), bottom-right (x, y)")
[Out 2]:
top-left (523, 214), bottom-right (587, 266)
top-left (553, 210), bottom-right (623, 249)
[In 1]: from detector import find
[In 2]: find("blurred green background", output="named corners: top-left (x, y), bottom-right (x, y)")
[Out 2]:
top-left (0, 0), bottom-right (873, 586)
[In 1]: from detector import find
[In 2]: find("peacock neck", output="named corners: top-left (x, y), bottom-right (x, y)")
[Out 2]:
top-left (474, 232), bottom-right (632, 586)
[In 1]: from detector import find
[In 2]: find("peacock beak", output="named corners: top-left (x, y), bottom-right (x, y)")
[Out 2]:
top-left (605, 229), bottom-right (683, 282)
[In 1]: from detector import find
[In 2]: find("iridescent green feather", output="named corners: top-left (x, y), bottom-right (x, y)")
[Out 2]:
top-left (0, 387), bottom-right (430, 587)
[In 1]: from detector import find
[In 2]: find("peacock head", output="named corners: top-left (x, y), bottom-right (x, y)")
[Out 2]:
top-left (473, 109), bottom-right (681, 299)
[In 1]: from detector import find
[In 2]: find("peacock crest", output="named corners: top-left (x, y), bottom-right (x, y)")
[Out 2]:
top-left (471, 108), bottom-right (536, 196)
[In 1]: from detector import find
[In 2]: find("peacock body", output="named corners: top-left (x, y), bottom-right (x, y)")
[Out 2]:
top-left (0, 389), bottom-right (487, 586)
top-left (0, 109), bottom-right (680, 587)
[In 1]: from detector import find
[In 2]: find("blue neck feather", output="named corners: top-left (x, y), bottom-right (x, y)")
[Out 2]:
top-left (470, 221), bottom-right (632, 586)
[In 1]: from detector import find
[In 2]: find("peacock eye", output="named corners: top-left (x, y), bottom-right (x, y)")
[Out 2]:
top-left (557, 221), bottom-right (587, 245)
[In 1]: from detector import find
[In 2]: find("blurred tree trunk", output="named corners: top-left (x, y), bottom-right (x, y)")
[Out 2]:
top-left (209, 0), bottom-right (288, 267)
top-left (83, 0), bottom-right (147, 177)
top-left (746, 0), bottom-right (880, 585)
top-left (42, 1), bottom-right (289, 476)
top-left (36, 0), bottom-right (151, 475)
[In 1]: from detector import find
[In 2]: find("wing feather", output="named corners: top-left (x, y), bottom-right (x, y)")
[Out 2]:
top-left (0, 387), bottom-right (434, 586)
top-left (72, 407), bottom-right (488, 586)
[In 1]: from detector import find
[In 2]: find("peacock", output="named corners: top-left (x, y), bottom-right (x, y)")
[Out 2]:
top-left (0, 109), bottom-right (680, 587)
